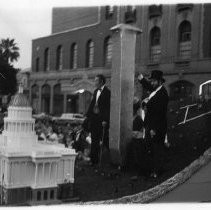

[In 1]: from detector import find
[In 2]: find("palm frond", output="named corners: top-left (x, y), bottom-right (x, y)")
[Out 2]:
top-left (0, 38), bottom-right (20, 64)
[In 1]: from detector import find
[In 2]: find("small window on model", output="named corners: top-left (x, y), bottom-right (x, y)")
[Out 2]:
top-left (37, 191), bottom-right (41, 201)
top-left (50, 190), bottom-right (54, 199)
top-left (44, 190), bottom-right (48, 200)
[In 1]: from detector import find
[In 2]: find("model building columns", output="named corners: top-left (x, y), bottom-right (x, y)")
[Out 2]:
top-left (109, 24), bottom-right (142, 165)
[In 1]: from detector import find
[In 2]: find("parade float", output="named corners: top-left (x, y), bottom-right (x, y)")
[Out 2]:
top-left (0, 86), bottom-right (77, 205)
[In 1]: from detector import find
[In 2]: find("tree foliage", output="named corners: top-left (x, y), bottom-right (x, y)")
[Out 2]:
top-left (0, 38), bottom-right (20, 96)
top-left (0, 38), bottom-right (20, 64)
top-left (0, 57), bottom-right (19, 95)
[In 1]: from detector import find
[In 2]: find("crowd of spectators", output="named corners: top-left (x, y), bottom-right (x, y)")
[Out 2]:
top-left (34, 119), bottom-right (91, 161)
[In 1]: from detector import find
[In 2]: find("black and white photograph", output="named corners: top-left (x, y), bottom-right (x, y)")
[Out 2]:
top-left (0, 0), bottom-right (211, 208)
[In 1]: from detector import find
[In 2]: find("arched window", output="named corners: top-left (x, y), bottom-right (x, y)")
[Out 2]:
top-left (53, 84), bottom-right (64, 115)
top-left (31, 85), bottom-right (39, 98)
top-left (200, 81), bottom-right (211, 99)
top-left (169, 80), bottom-right (194, 101)
top-left (70, 43), bottom-right (78, 69)
top-left (37, 191), bottom-right (41, 201)
top-left (44, 48), bottom-right (50, 71)
top-left (35, 57), bottom-right (40, 72)
top-left (44, 190), bottom-right (48, 200)
top-left (178, 21), bottom-right (191, 59)
top-left (41, 84), bottom-right (50, 114)
top-left (86, 40), bottom-right (94, 68)
top-left (56, 45), bottom-right (63, 70)
top-left (31, 84), bottom-right (39, 113)
top-left (50, 190), bottom-right (54, 200)
top-left (104, 36), bottom-right (112, 67)
top-left (179, 21), bottom-right (191, 42)
top-left (150, 27), bottom-right (161, 63)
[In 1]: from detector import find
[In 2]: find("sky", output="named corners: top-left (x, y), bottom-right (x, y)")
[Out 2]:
top-left (0, 0), bottom-right (208, 70)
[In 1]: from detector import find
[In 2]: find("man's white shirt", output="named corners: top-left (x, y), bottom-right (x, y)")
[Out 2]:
top-left (148, 85), bottom-right (162, 101)
top-left (142, 84), bottom-right (163, 120)
top-left (96, 85), bottom-right (105, 104)
top-left (141, 84), bottom-right (163, 139)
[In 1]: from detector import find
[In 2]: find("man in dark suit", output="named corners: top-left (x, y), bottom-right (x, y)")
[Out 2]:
top-left (86, 74), bottom-right (111, 166)
top-left (138, 70), bottom-right (169, 178)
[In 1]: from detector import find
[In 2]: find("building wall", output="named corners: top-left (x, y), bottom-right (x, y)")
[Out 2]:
top-left (30, 5), bottom-right (211, 115)
top-left (52, 7), bottom-right (99, 34)
top-left (203, 3), bottom-right (211, 57)
top-left (136, 4), bottom-right (203, 72)
top-left (30, 6), bottom-right (117, 114)
top-left (32, 7), bottom-right (118, 72)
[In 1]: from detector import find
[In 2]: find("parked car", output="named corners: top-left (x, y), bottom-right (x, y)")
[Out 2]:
top-left (53, 113), bottom-right (85, 125)
top-left (32, 113), bottom-right (52, 121)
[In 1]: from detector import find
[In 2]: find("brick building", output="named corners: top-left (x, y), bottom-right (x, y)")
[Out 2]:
top-left (29, 4), bottom-right (211, 115)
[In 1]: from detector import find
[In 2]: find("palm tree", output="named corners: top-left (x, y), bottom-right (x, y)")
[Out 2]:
top-left (0, 38), bottom-right (20, 64)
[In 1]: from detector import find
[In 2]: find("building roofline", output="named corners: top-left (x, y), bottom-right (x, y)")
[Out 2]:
top-left (33, 6), bottom-right (102, 42)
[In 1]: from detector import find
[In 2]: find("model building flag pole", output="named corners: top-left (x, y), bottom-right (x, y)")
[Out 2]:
top-left (18, 82), bottom-right (23, 94)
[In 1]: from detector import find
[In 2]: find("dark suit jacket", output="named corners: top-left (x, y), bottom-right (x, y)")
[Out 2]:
top-left (144, 86), bottom-right (169, 138)
top-left (86, 86), bottom-right (111, 125)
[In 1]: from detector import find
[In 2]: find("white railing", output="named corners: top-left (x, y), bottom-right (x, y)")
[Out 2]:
top-left (178, 103), bottom-right (197, 125)
top-left (178, 103), bottom-right (211, 125)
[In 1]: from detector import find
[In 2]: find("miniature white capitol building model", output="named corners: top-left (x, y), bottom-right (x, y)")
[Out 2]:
top-left (0, 86), bottom-right (77, 205)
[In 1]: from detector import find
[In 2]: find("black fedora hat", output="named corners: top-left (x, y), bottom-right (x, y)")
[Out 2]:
top-left (149, 70), bottom-right (165, 83)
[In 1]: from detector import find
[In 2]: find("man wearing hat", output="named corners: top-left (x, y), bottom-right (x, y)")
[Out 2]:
top-left (138, 70), bottom-right (169, 178)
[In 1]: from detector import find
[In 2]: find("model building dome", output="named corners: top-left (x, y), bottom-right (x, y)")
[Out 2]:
top-left (9, 85), bottom-right (30, 107)
top-left (9, 93), bottom-right (30, 107)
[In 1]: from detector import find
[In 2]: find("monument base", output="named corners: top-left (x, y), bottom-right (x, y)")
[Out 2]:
top-left (0, 186), bottom-right (31, 205)
top-left (0, 183), bottom-right (75, 206)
